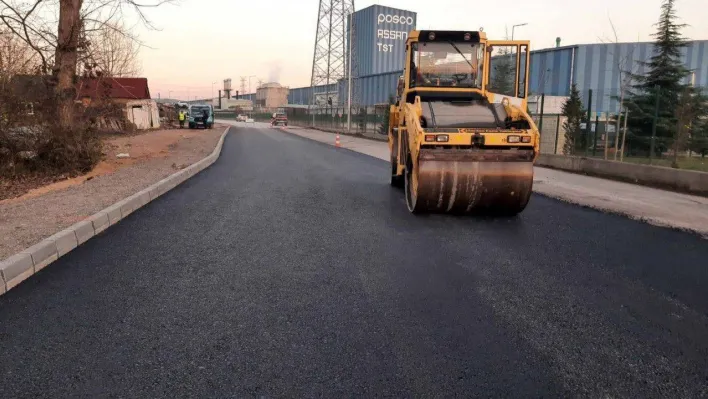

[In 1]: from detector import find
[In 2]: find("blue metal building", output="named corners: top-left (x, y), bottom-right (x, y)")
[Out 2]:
top-left (350, 4), bottom-right (417, 77)
top-left (282, 40), bottom-right (708, 112)
top-left (233, 2), bottom-right (707, 114)
top-left (530, 40), bottom-right (708, 113)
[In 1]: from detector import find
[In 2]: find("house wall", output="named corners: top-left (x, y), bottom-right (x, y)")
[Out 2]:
top-left (125, 100), bottom-right (160, 129)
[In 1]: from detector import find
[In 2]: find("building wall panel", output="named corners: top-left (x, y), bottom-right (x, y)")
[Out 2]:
top-left (352, 5), bottom-right (416, 77)
top-left (282, 38), bottom-right (708, 113)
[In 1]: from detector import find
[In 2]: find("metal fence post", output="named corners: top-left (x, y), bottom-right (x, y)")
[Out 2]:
top-left (538, 93), bottom-right (546, 135)
top-left (650, 85), bottom-right (660, 164)
top-left (620, 108), bottom-right (629, 162)
top-left (585, 89), bottom-right (593, 156)
top-left (554, 115), bottom-right (561, 154)
top-left (592, 113), bottom-right (599, 156)
top-left (604, 114), bottom-right (610, 160)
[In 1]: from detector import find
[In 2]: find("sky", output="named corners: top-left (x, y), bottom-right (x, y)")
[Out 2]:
top-left (128, 0), bottom-right (708, 100)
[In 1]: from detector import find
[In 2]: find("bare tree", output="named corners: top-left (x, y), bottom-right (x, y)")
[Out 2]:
top-left (0, 28), bottom-right (40, 82)
top-left (82, 20), bottom-right (141, 77)
top-left (54, 0), bottom-right (83, 127)
top-left (598, 15), bottom-right (640, 160)
top-left (0, 0), bottom-right (176, 126)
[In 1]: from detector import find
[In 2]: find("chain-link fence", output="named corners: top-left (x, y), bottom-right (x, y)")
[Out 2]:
top-left (532, 114), bottom-right (564, 155)
top-left (283, 106), bottom-right (388, 140)
top-left (215, 105), bottom-right (389, 141)
top-left (215, 103), bottom-right (708, 172)
top-left (532, 107), bottom-right (708, 172)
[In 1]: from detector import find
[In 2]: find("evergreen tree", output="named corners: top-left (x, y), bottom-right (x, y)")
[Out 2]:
top-left (624, 0), bottom-right (691, 155)
top-left (690, 119), bottom-right (708, 158)
top-left (488, 46), bottom-right (516, 97)
top-left (379, 95), bottom-right (396, 135)
top-left (561, 84), bottom-right (586, 155)
top-left (688, 90), bottom-right (708, 158)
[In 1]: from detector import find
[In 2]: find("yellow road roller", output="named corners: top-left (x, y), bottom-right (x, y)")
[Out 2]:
top-left (388, 30), bottom-right (539, 215)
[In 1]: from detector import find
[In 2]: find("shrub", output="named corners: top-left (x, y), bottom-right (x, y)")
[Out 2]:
top-left (0, 79), bottom-right (104, 180)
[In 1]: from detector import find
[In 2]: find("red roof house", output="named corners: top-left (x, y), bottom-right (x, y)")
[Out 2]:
top-left (76, 77), bottom-right (152, 102)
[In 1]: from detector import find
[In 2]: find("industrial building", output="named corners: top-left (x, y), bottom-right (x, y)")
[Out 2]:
top-left (234, 4), bottom-right (708, 114)
top-left (255, 82), bottom-right (290, 110)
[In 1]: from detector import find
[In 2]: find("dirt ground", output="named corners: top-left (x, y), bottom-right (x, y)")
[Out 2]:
top-left (0, 124), bottom-right (227, 260)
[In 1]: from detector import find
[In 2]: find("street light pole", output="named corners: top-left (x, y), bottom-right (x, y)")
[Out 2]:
top-left (511, 22), bottom-right (528, 40)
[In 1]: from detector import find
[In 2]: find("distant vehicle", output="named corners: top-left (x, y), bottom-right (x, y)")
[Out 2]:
top-left (188, 104), bottom-right (214, 129)
top-left (270, 112), bottom-right (288, 127)
top-left (237, 114), bottom-right (248, 122)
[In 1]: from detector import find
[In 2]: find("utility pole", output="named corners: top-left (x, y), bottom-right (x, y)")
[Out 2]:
top-left (247, 75), bottom-right (256, 95)
top-left (239, 77), bottom-right (247, 98)
top-left (310, 0), bottom-right (355, 129)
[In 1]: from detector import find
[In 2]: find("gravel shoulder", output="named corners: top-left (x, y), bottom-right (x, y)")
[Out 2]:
top-left (0, 125), bottom-right (226, 259)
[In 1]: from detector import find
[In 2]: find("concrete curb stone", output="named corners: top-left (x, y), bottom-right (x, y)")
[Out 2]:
top-left (148, 185), bottom-right (161, 201)
top-left (50, 229), bottom-right (78, 257)
top-left (89, 212), bottom-right (110, 235)
top-left (74, 220), bottom-right (96, 245)
top-left (174, 170), bottom-right (189, 183)
top-left (126, 194), bottom-right (143, 211)
top-left (21, 241), bottom-right (58, 272)
top-left (134, 190), bottom-right (151, 208)
top-left (0, 126), bottom-right (230, 297)
top-left (105, 204), bottom-right (123, 226)
top-left (118, 197), bottom-right (137, 218)
top-left (0, 253), bottom-right (34, 290)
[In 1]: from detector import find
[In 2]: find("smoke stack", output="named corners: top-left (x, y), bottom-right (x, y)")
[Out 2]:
top-left (556, 37), bottom-right (561, 48)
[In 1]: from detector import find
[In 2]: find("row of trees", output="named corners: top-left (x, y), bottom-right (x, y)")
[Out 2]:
top-left (561, 0), bottom-right (708, 160)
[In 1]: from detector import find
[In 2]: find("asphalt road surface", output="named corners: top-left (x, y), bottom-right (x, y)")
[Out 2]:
top-left (1, 126), bottom-right (707, 398)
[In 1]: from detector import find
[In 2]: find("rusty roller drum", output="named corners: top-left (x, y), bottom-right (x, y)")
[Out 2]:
top-left (404, 149), bottom-right (534, 215)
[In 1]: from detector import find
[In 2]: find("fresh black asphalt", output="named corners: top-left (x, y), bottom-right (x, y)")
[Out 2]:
top-left (1, 126), bottom-right (707, 397)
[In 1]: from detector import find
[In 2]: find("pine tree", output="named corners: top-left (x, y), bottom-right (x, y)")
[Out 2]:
top-left (561, 84), bottom-right (585, 155)
top-left (379, 95), bottom-right (396, 135)
top-left (624, 0), bottom-right (691, 156)
top-left (688, 90), bottom-right (708, 158)
top-left (489, 46), bottom-right (516, 96)
top-left (690, 120), bottom-right (708, 158)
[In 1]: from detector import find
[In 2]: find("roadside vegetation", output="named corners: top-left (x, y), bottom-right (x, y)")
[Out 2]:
top-left (0, 0), bottom-right (175, 194)
top-left (560, 0), bottom-right (707, 166)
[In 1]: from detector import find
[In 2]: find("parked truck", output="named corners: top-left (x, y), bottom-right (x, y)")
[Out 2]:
top-left (188, 104), bottom-right (214, 129)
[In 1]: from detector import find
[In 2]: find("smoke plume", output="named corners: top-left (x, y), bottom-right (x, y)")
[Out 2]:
top-left (268, 62), bottom-right (282, 83)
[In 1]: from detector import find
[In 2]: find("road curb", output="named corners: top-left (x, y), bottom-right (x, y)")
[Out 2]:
top-left (0, 127), bottom-right (230, 297)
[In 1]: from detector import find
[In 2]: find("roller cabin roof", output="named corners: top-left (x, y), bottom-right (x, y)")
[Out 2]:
top-left (407, 30), bottom-right (487, 44)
